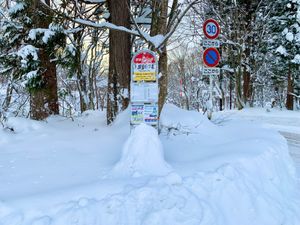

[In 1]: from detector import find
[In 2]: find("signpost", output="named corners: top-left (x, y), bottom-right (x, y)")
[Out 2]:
top-left (202, 19), bottom-right (221, 75)
top-left (202, 19), bottom-right (221, 119)
top-left (130, 50), bottom-right (158, 129)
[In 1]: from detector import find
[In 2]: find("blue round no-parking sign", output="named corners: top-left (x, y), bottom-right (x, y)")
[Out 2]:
top-left (203, 48), bottom-right (220, 67)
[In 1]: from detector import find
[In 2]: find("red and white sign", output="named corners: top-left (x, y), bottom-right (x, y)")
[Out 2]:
top-left (203, 19), bottom-right (220, 40)
top-left (132, 51), bottom-right (157, 82)
top-left (203, 48), bottom-right (220, 68)
top-left (133, 52), bottom-right (156, 64)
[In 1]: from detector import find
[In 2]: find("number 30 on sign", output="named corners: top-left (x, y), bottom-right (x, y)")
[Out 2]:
top-left (203, 19), bottom-right (220, 40)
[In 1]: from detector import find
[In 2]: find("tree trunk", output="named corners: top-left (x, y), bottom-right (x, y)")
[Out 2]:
top-left (158, 48), bottom-right (168, 115)
top-left (243, 1), bottom-right (254, 107)
top-left (107, 0), bottom-right (131, 124)
top-left (150, 0), bottom-right (168, 116)
top-left (3, 82), bottom-right (13, 111)
top-left (229, 76), bottom-right (233, 110)
top-left (286, 65), bottom-right (294, 110)
top-left (235, 66), bottom-right (244, 110)
top-left (243, 67), bottom-right (251, 105)
top-left (74, 30), bottom-right (88, 113)
top-left (30, 0), bottom-right (59, 120)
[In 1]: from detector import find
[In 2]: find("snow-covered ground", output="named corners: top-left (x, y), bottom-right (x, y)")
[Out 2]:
top-left (0, 105), bottom-right (299, 225)
top-left (214, 107), bottom-right (300, 177)
top-left (213, 107), bottom-right (300, 134)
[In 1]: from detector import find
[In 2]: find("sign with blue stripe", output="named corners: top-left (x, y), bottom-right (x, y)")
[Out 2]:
top-left (203, 48), bottom-right (220, 67)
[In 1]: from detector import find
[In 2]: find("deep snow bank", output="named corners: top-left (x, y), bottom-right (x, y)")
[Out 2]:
top-left (0, 104), bottom-right (299, 225)
top-left (160, 104), bottom-right (300, 224)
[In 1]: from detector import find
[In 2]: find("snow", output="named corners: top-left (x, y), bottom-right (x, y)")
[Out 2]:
top-left (286, 32), bottom-right (294, 42)
top-left (24, 70), bottom-right (38, 79)
top-left (28, 29), bottom-right (55, 44)
top-left (292, 54), bottom-right (300, 64)
top-left (142, 34), bottom-right (166, 49)
top-left (74, 19), bottom-right (166, 49)
top-left (8, 2), bottom-right (25, 14)
top-left (112, 123), bottom-right (172, 177)
top-left (17, 45), bottom-right (38, 61)
top-left (276, 45), bottom-right (288, 56)
top-left (66, 44), bottom-right (76, 56)
top-left (0, 105), bottom-right (299, 224)
top-left (213, 107), bottom-right (300, 180)
top-left (214, 107), bottom-right (300, 135)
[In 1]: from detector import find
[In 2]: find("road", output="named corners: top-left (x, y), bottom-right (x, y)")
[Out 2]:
top-left (280, 131), bottom-right (300, 179)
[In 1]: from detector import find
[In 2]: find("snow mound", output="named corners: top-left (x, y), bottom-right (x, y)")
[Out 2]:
top-left (112, 123), bottom-right (172, 177)
top-left (160, 104), bottom-right (214, 130)
top-left (5, 117), bottom-right (45, 133)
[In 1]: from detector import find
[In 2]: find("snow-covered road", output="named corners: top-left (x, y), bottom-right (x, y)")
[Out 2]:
top-left (280, 132), bottom-right (300, 178)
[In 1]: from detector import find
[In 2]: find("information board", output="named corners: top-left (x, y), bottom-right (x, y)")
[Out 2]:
top-left (131, 104), bottom-right (144, 124)
top-left (131, 103), bottom-right (158, 125)
top-left (130, 50), bottom-right (159, 128)
top-left (131, 82), bottom-right (158, 102)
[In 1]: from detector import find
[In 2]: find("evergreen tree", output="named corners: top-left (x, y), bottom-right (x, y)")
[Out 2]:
top-left (0, 0), bottom-right (65, 119)
top-left (269, 0), bottom-right (300, 110)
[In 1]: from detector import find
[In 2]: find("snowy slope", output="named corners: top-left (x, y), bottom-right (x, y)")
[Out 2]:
top-left (0, 105), bottom-right (299, 225)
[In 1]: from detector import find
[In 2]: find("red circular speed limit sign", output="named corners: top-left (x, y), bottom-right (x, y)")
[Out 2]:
top-left (203, 19), bottom-right (220, 40)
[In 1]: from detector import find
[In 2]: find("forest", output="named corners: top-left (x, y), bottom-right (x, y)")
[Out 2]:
top-left (0, 0), bottom-right (299, 124)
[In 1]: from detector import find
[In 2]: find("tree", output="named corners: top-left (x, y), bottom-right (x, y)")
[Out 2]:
top-left (107, 0), bottom-right (131, 124)
top-left (64, 0), bottom-right (201, 123)
top-left (57, 0), bottom-right (109, 113)
top-left (0, 0), bottom-right (65, 119)
top-left (269, 0), bottom-right (300, 110)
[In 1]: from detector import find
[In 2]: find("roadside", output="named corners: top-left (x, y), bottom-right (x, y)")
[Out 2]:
top-left (213, 108), bottom-right (300, 179)
top-left (280, 132), bottom-right (300, 179)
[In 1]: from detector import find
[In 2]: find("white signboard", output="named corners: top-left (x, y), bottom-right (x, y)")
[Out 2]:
top-left (202, 67), bottom-right (220, 76)
top-left (131, 83), bottom-right (158, 102)
top-left (202, 39), bottom-right (220, 48)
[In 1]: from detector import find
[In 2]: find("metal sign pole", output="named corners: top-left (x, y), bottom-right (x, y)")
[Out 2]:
top-left (208, 76), bottom-right (213, 120)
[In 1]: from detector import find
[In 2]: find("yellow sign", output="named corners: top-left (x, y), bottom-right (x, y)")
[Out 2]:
top-left (133, 72), bottom-right (156, 82)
